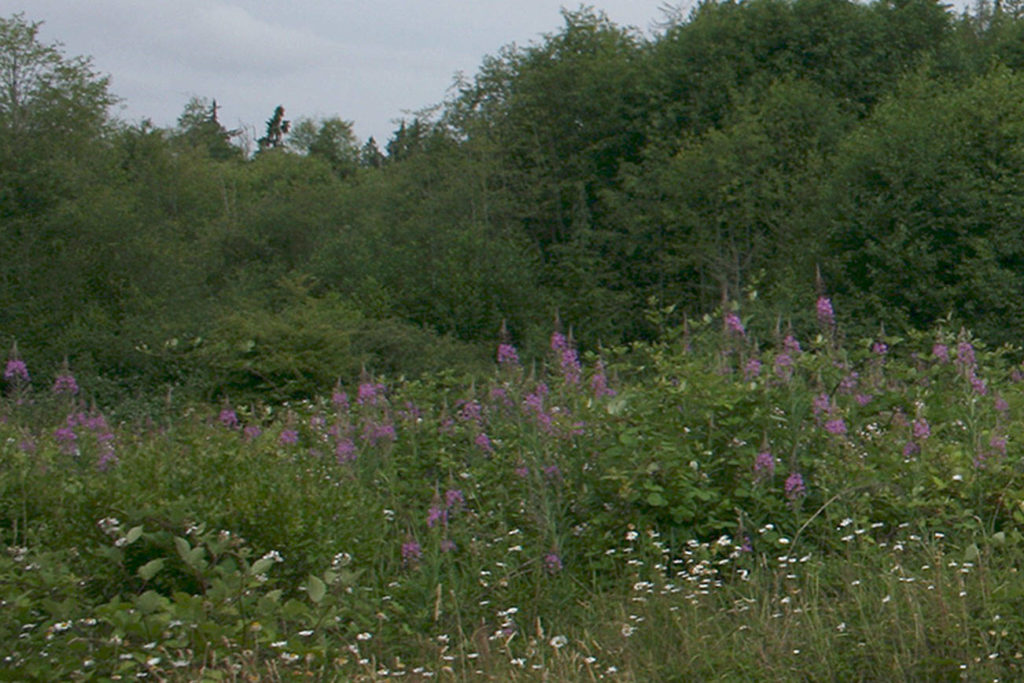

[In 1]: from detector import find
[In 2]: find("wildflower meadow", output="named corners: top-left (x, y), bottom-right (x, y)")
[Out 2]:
top-left (4, 299), bottom-right (1024, 681)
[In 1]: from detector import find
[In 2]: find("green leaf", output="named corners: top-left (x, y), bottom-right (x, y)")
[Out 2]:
top-left (306, 575), bottom-right (327, 604)
top-left (124, 525), bottom-right (144, 545)
top-left (646, 491), bottom-right (668, 507)
top-left (174, 536), bottom-right (191, 561)
top-left (138, 558), bottom-right (165, 581)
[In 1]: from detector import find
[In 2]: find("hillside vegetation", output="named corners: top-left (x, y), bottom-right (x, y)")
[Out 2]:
top-left (5, 2), bottom-right (1024, 404)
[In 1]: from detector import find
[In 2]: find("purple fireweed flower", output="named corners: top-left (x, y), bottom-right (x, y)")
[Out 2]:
top-left (96, 449), bottom-right (117, 471)
top-left (872, 341), bottom-right (888, 356)
top-left (838, 372), bottom-right (859, 394)
top-left (361, 421), bottom-right (397, 446)
top-left (458, 400), bottom-right (483, 423)
top-left (903, 441), bottom-right (920, 458)
top-left (497, 343), bottom-right (520, 366)
top-left (445, 488), bottom-right (465, 509)
top-left (332, 389), bottom-right (350, 411)
top-left (912, 418), bottom-right (930, 440)
top-left (523, 383), bottom-right (548, 414)
top-left (357, 382), bottom-right (386, 406)
top-left (18, 439), bottom-right (35, 454)
top-left (560, 346), bottom-right (582, 384)
top-left (816, 297), bottom-right (835, 328)
top-left (591, 369), bottom-right (617, 398)
top-left (475, 432), bottom-right (494, 453)
top-left (956, 342), bottom-right (976, 370)
top-left (544, 464), bottom-right (562, 480)
top-left (774, 353), bottom-right (794, 379)
top-left (84, 414), bottom-right (108, 432)
top-left (52, 373), bottom-right (79, 395)
top-left (995, 395), bottom-right (1009, 414)
top-left (813, 393), bottom-right (830, 415)
top-left (932, 343), bottom-right (950, 363)
top-left (854, 393), bottom-right (873, 406)
top-left (783, 335), bottom-right (802, 354)
top-left (440, 538), bottom-right (457, 553)
top-left (515, 465), bottom-right (529, 478)
top-left (335, 438), bottom-right (356, 463)
top-left (970, 373), bottom-right (988, 395)
top-left (54, 426), bottom-right (77, 455)
top-left (244, 424), bottom-right (262, 441)
top-left (219, 408), bottom-right (239, 429)
top-left (279, 429), bottom-right (299, 445)
top-left (744, 358), bottom-right (762, 381)
top-left (401, 540), bottom-right (422, 563)
top-left (551, 332), bottom-right (568, 353)
top-left (990, 434), bottom-right (1008, 455)
top-left (784, 472), bottom-right (806, 500)
top-left (754, 451), bottom-right (775, 481)
top-left (544, 552), bottom-right (563, 574)
top-left (426, 505), bottom-right (447, 528)
top-left (724, 312), bottom-right (745, 336)
top-left (489, 385), bottom-right (513, 407)
top-left (4, 358), bottom-right (29, 383)
top-left (824, 418), bottom-right (847, 436)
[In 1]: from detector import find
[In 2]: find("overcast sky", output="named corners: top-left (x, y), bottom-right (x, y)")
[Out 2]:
top-left (4, 1), bottom-right (685, 144)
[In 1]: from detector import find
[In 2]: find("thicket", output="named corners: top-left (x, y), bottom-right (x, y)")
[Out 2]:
top-left (5, 1), bottom-right (1024, 407)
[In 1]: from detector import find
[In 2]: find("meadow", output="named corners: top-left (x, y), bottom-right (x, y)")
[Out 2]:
top-left (3, 298), bottom-right (1024, 681)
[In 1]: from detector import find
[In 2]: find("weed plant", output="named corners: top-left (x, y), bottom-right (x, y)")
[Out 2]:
top-left (3, 300), bottom-right (1024, 680)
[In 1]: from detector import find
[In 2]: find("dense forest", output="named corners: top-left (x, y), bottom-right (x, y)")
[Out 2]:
top-left (4, 0), bottom-right (1024, 407)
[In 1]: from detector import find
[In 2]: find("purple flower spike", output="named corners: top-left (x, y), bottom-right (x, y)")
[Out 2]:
top-left (279, 429), bottom-right (299, 445)
top-left (816, 297), bottom-right (835, 328)
top-left (784, 472), bottom-right (806, 500)
top-left (52, 373), bottom-right (79, 395)
top-left (754, 451), bottom-right (775, 481)
top-left (401, 539), bottom-right (422, 563)
top-left (824, 419), bottom-right (847, 436)
top-left (544, 552), bottom-right (563, 574)
top-left (724, 312), bottom-right (745, 336)
top-left (219, 408), bottom-right (239, 429)
top-left (497, 343), bottom-right (520, 366)
top-left (4, 358), bottom-right (29, 383)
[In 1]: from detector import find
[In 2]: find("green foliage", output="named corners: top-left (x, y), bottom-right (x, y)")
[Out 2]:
top-left (823, 67), bottom-right (1024, 343)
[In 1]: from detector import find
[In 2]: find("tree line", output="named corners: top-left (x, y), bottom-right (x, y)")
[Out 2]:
top-left (3, 1), bottom-right (1024, 406)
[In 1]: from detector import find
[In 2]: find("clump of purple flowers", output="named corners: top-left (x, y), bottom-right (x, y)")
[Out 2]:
top-left (357, 382), bottom-right (386, 407)
top-left (401, 539), bottom-right (422, 564)
top-left (474, 431), bottom-right (494, 453)
top-left (52, 372), bottom-right (79, 396)
top-left (744, 357), bottom-right (762, 381)
top-left (785, 472), bottom-right (806, 500)
top-left (816, 296), bottom-right (835, 329)
top-left (912, 418), bottom-right (930, 441)
top-left (824, 418), bottom-right (847, 436)
top-left (335, 438), bottom-right (356, 463)
top-left (279, 429), bottom-right (299, 446)
top-left (219, 408), bottom-right (239, 429)
top-left (497, 343), bottom-right (520, 367)
top-left (4, 356), bottom-right (29, 384)
top-left (724, 312), bottom-right (745, 337)
top-left (544, 552), bottom-right (563, 574)
top-left (754, 451), bottom-right (775, 482)
top-left (591, 360), bottom-right (617, 398)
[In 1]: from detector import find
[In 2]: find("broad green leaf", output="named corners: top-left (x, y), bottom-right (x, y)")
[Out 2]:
top-left (138, 558), bottom-right (165, 581)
